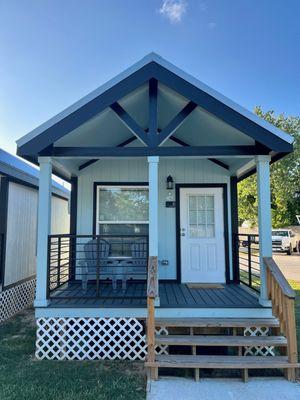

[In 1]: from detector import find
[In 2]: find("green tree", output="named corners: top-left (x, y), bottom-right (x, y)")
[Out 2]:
top-left (238, 108), bottom-right (300, 228)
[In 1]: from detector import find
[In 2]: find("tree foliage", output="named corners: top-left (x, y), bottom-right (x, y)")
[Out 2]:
top-left (238, 107), bottom-right (300, 228)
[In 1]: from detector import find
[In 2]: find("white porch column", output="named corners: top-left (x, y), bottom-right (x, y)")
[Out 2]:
top-left (34, 157), bottom-right (52, 307)
top-left (148, 156), bottom-right (159, 305)
top-left (256, 155), bottom-right (272, 306)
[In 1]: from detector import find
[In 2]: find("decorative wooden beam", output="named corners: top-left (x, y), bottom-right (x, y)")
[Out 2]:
top-left (49, 145), bottom-right (267, 158)
top-left (148, 79), bottom-right (158, 147)
top-left (208, 158), bottom-right (229, 170)
top-left (78, 136), bottom-right (137, 171)
top-left (78, 159), bottom-right (99, 171)
top-left (110, 102), bottom-right (150, 146)
top-left (170, 136), bottom-right (229, 170)
top-left (157, 102), bottom-right (197, 146)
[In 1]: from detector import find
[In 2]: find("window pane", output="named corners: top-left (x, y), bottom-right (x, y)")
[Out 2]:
top-left (198, 211), bottom-right (206, 224)
top-left (206, 210), bottom-right (214, 224)
top-left (98, 188), bottom-right (149, 222)
top-left (189, 196), bottom-right (197, 211)
top-left (197, 196), bottom-right (205, 210)
top-left (98, 223), bottom-right (148, 236)
top-left (189, 211), bottom-right (197, 225)
top-left (206, 196), bottom-right (214, 210)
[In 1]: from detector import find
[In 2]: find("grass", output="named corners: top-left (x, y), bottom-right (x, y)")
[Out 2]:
top-left (289, 280), bottom-right (300, 359)
top-left (0, 309), bottom-right (146, 400)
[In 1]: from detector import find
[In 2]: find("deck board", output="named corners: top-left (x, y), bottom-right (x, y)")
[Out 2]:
top-left (48, 282), bottom-right (261, 309)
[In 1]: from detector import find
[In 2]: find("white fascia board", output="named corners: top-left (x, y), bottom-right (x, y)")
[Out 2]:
top-left (16, 52), bottom-right (293, 147)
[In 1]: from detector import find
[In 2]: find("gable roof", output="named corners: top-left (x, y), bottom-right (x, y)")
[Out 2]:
top-left (0, 148), bottom-right (69, 198)
top-left (17, 53), bottom-right (293, 151)
top-left (16, 53), bottom-right (293, 182)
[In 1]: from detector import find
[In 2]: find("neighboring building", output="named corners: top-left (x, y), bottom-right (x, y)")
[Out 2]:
top-left (16, 54), bottom-right (298, 380)
top-left (0, 148), bottom-right (70, 322)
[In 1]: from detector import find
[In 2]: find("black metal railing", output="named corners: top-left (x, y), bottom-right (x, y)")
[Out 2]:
top-left (47, 234), bottom-right (149, 300)
top-left (235, 233), bottom-right (261, 292)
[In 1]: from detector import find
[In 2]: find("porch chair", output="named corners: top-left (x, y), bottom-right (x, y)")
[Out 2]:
top-left (81, 238), bottom-right (110, 292)
top-left (121, 238), bottom-right (148, 291)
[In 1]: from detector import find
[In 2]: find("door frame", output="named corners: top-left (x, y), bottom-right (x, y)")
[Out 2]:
top-left (175, 183), bottom-right (230, 284)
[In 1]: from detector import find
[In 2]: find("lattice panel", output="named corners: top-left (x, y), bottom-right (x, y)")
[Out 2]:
top-left (36, 317), bottom-right (170, 361)
top-left (243, 326), bottom-right (275, 356)
top-left (0, 279), bottom-right (36, 323)
top-left (155, 326), bottom-right (169, 355)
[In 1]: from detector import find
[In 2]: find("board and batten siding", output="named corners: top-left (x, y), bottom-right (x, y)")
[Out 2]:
top-left (77, 158), bottom-right (232, 280)
top-left (4, 182), bottom-right (70, 287)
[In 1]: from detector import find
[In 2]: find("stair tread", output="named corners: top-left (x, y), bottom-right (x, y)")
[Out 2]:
top-left (155, 334), bottom-right (287, 346)
top-left (146, 355), bottom-right (299, 369)
top-left (155, 317), bottom-right (279, 328)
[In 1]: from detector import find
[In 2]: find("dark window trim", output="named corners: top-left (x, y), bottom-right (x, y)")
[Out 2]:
top-left (92, 182), bottom-right (149, 235)
top-left (0, 177), bottom-right (9, 286)
top-left (70, 177), bottom-right (78, 235)
top-left (175, 183), bottom-right (230, 284)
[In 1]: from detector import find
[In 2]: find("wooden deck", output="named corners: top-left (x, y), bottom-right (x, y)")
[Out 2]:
top-left (48, 281), bottom-right (261, 309)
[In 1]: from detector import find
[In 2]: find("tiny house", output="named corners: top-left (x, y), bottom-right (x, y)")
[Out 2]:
top-left (0, 148), bottom-right (70, 322)
top-left (16, 54), bottom-right (298, 380)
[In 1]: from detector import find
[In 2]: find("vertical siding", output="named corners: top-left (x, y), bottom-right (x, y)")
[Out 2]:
top-left (77, 158), bottom-right (232, 280)
top-left (4, 182), bottom-right (69, 287)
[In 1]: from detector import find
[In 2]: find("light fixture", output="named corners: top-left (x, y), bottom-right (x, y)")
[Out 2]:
top-left (166, 175), bottom-right (174, 190)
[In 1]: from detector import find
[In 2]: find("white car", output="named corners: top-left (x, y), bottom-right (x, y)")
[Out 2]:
top-left (272, 229), bottom-right (299, 255)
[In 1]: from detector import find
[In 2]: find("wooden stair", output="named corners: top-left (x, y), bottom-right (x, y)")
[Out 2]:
top-left (146, 257), bottom-right (299, 382)
top-left (146, 355), bottom-right (298, 369)
top-left (155, 317), bottom-right (280, 328)
top-left (155, 334), bottom-right (287, 347)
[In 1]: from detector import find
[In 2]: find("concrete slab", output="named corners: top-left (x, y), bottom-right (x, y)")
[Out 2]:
top-left (147, 377), bottom-right (300, 400)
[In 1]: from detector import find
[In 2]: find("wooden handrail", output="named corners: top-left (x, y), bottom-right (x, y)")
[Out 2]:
top-left (264, 257), bottom-right (295, 299)
top-left (264, 256), bottom-right (298, 381)
top-left (146, 256), bottom-right (158, 380)
top-left (147, 256), bottom-right (158, 299)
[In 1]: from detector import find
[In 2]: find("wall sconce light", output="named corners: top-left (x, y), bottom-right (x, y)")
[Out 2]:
top-left (166, 175), bottom-right (174, 190)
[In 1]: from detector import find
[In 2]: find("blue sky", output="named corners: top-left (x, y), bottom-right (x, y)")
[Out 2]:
top-left (0, 0), bottom-right (299, 154)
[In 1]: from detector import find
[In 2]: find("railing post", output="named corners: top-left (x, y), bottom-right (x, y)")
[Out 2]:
top-left (256, 155), bottom-right (272, 306)
top-left (35, 157), bottom-right (52, 307)
top-left (147, 256), bottom-right (158, 380)
top-left (264, 257), bottom-right (298, 381)
top-left (96, 236), bottom-right (100, 297)
top-left (248, 236), bottom-right (252, 288)
top-left (148, 156), bottom-right (160, 306)
top-left (57, 236), bottom-right (61, 287)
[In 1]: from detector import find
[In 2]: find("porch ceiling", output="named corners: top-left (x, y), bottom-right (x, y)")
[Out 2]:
top-left (55, 83), bottom-right (255, 149)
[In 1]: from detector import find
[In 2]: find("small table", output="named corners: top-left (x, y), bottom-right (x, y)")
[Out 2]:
top-left (107, 256), bottom-right (132, 291)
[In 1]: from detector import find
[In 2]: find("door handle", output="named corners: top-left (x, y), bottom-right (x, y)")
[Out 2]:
top-left (180, 228), bottom-right (186, 236)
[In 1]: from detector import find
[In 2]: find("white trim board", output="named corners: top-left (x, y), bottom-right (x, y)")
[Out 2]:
top-left (35, 306), bottom-right (273, 319)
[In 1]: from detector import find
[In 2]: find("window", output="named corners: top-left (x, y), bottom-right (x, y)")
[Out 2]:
top-left (188, 195), bottom-right (215, 238)
top-left (96, 186), bottom-right (149, 236)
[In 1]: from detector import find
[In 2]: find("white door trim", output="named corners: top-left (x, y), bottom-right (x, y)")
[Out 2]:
top-left (177, 184), bottom-right (229, 284)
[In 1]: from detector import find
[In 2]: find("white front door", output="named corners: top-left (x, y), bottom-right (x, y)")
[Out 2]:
top-left (180, 187), bottom-right (226, 283)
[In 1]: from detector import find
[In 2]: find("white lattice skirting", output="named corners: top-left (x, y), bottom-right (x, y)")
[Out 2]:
top-left (36, 317), bottom-right (169, 361)
top-left (244, 326), bottom-right (275, 356)
top-left (0, 279), bottom-right (36, 323)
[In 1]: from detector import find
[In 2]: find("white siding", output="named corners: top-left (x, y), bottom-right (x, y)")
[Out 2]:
top-left (4, 182), bottom-right (69, 287)
top-left (77, 158), bottom-right (232, 280)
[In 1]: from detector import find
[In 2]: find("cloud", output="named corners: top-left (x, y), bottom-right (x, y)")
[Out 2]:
top-left (208, 22), bottom-right (216, 29)
top-left (159, 0), bottom-right (187, 24)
